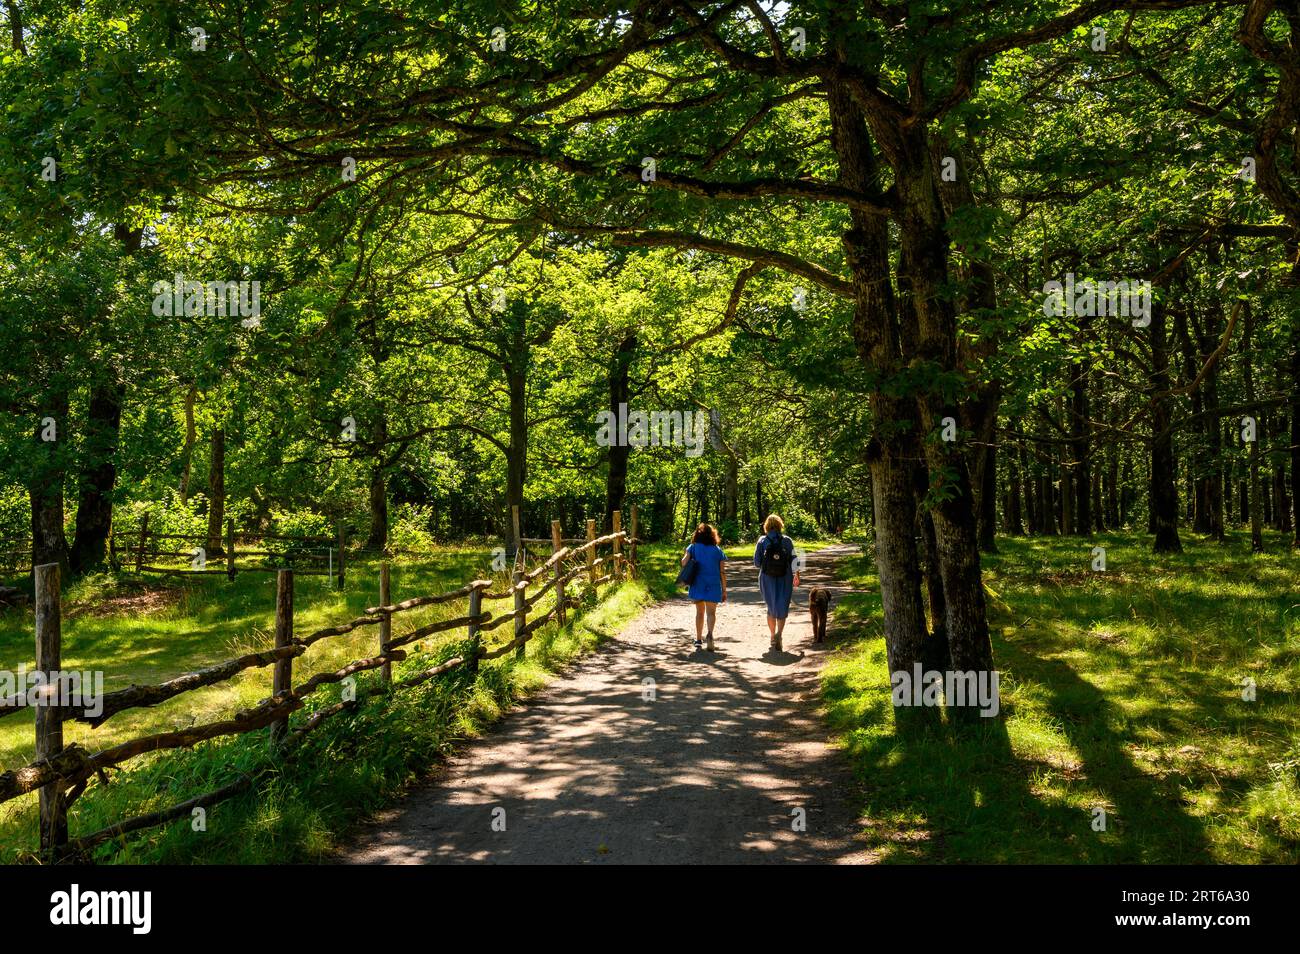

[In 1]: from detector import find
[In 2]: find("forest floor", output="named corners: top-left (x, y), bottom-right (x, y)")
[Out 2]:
top-left (344, 544), bottom-right (873, 864)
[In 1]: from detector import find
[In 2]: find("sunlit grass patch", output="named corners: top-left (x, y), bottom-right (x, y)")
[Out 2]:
top-left (822, 530), bottom-right (1300, 863)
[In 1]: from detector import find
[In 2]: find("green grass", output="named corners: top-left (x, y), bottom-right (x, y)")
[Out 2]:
top-left (13, 530), bottom-right (1287, 865)
top-left (0, 544), bottom-right (676, 863)
top-left (821, 529), bottom-right (1300, 863)
top-left (716, 536), bottom-right (840, 562)
top-left (0, 549), bottom-right (497, 770)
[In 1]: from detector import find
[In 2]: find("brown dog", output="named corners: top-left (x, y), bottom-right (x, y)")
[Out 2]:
top-left (808, 587), bottom-right (831, 643)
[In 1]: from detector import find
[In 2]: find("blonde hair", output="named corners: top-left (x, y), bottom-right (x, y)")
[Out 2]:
top-left (763, 514), bottom-right (784, 534)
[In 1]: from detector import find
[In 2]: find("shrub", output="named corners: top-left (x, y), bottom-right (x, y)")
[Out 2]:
top-left (0, 485), bottom-right (26, 545)
top-left (389, 502), bottom-right (437, 552)
top-left (119, 491), bottom-right (208, 541)
top-left (266, 509), bottom-right (333, 562)
top-left (777, 504), bottom-right (820, 539)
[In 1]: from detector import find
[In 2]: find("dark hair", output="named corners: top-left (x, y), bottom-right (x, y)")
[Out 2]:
top-left (692, 522), bottom-right (719, 546)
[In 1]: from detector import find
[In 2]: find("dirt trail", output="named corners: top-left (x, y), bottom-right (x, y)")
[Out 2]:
top-left (344, 543), bottom-right (870, 864)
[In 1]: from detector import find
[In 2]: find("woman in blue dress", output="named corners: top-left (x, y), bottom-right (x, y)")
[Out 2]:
top-left (681, 522), bottom-right (727, 651)
top-left (753, 514), bottom-right (799, 653)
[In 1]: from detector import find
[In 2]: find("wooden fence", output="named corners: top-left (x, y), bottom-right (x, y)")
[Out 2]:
top-left (114, 517), bottom-right (343, 585)
top-left (0, 508), bottom-right (639, 862)
top-left (0, 547), bottom-right (31, 576)
top-left (0, 521), bottom-right (346, 586)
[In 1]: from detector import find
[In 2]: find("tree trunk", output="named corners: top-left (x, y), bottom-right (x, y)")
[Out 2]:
top-left (603, 334), bottom-right (635, 531)
top-left (1292, 339), bottom-right (1300, 546)
top-left (1106, 449), bottom-right (1120, 529)
top-left (205, 427), bottom-right (226, 557)
top-left (1023, 445), bottom-right (1039, 533)
top-left (1090, 462), bottom-right (1102, 533)
top-left (827, 76), bottom-right (931, 701)
top-left (1244, 305), bottom-right (1264, 552)
top-left (868, 431), bottom-right (931, 679)
top-left (977, 442), bottom-right (998, 551)
top-left (1121, 456), bottom-right (1135, 525)
top-left (505, 330), bottom-right (527, 558)
top-left (179, 385), bottom-right (197, 504)
top-left (70, 380), bottom-right (124, 572)
top-left (891, 130), bottom-right (995, 688)
top-left (913, 455), bottom-right (948, 670)
top-left (1041, 467), bottom-right (1057, 535)
top-left (68, 224), bottom-right (140, 572)
top-left (364, 413), bottom-right (390, 551)
top-left (1006, 448), bottom-right (1024, 534)
top-left (652, 485), bottom-right (674, 541)
top-left (29, 394), bottom-right (70, 574)
top-left (1249, 441), bottom-right (1264, 550)
top-left (1205, 368), bottom-right (1225, 540)
top-left (1149, 300), bottom-right (1182, 553)
top-left (1273, 462), bottom-right (1289, 531)
top-left (1070, 362), bottom-right (1091, 534)
top-left (723, 452), bottom-right (738, 523)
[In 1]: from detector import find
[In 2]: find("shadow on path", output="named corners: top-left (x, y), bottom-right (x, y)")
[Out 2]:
top-left (343, 544), bottom-right (871, 864)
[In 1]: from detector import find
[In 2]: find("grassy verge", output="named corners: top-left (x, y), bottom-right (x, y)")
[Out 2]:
top-left (0, 550), bottom-right (496, 769)
top-left (0, 543), bottom-right (680, 864)
top-left (820, 530), bottom-right (1300, 864)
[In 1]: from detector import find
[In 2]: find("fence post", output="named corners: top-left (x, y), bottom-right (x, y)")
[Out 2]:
top-left (335, 523), bottom-right (346, 591)
top-left (612, 510), bottom-right (623, 581)
top-left (379, 562), bottom-right (392, 684)
top-left (135, 513), bottom-right (149, 573)
top-left (34, 562), bottom-right (67, 861)
top-left (513, 568), bottom-right (526, 659)
top-left (226, 518), bottom-right (236, 581)
top-left (586, 518), bottom-right (597, 591)
top-left (270, 569), bottom-right (294, 746)
top-left (467, 585), bottom-right (482, 675)
top-left (629, 504), bottom-right (639, 579)
top-left (551, 519), bottom-right (566, 627)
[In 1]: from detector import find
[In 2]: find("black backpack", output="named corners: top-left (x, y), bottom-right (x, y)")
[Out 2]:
top-left (761, 535), bottom-right (791, 577)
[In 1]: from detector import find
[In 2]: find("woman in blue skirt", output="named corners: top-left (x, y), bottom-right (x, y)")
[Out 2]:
top-left (681, 522), bottom-right (727, 651)
top-left (753, 514), bottom-right (799, 652)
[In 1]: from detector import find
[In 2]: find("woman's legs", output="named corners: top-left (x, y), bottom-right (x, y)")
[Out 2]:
top-left (704, 602), bottom-right (717, 649)
top-left (771, 579), bottom-right (793, 651)
top-left (694, 601), bottom-right (706, 643)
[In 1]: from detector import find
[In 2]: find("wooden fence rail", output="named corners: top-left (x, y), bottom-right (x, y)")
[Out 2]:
top-left (0, 509), bottom-right (639, 863)
top-left (111, 519), bottom-right (342, 583)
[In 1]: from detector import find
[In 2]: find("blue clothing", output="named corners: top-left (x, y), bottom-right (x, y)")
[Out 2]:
top-left (754, 532), bottom-right (795, 619)
top-left (685, 543), bottom-right (727, 603)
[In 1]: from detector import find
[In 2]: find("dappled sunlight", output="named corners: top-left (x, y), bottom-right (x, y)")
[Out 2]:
top-left (346, 547), bottom-right (872, 864)
top-left (822, 533), bottom-right (1300, 863)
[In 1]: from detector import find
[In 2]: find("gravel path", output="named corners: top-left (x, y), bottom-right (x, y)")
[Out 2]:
top-left (344, 543), bottom-right (870, 864)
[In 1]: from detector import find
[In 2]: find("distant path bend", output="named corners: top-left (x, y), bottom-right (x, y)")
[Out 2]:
top-left (344, 543), bottom-right (870, 864)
